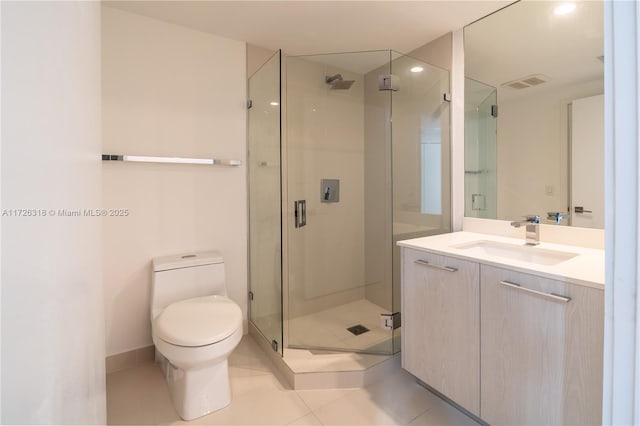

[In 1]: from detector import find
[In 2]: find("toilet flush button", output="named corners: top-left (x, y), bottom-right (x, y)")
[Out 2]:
top-left (153, 251), bottom-right (223, 272)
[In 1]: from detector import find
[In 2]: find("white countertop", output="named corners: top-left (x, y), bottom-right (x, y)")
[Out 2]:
top-left (398, 231), bottom-right (605, 290)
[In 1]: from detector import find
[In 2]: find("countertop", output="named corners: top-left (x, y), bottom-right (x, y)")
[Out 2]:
top-left (397, 231), bottom-right (605, 290)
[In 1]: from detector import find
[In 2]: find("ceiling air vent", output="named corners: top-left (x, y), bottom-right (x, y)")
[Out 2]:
top-left (502, 74), bottom-right (551, 90)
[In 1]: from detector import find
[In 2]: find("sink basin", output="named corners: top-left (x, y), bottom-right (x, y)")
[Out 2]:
top-left (452, 240), bottom-right (579, 266)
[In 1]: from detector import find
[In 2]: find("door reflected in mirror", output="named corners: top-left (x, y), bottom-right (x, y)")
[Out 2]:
top-left (464, 0), bottom-right (604, 229)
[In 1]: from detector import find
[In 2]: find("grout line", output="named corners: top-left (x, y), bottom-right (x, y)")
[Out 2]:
top-left (287, 410), bottom-right (324, 426)
top-left (403, 406), bottom-right (432, 426)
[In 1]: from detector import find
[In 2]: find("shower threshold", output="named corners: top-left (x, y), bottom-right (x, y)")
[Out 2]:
top-left (249, 322), bottom-right (400, 390)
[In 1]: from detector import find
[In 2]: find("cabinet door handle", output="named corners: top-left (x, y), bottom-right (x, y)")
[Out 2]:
top-left (414, 259), bottom-right (458, 272)
top-left (500, 280), bottom-right (571, 303)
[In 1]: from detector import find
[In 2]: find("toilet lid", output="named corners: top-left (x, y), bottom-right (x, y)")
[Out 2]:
top-left (154, 295), bottom-right (242, 347)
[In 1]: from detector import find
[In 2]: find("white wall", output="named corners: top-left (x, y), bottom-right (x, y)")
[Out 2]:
top-left (451, 29), bottom-right (465, 231)
top-left (409, 33), bottom-right (452, 72)
top-left (602, 1), bottom-right (640, 422)
top-left (1, 1), bottom-right (105, 423)
top-left (497, 79), bottom-right (603, 221)
top-left (248, 44), bottom-right (277, 78)
top-left (102, 7), bottom-right (247, 356)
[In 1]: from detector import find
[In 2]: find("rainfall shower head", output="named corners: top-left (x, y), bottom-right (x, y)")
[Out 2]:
top-left (326, 74), bottom-right (355, 90)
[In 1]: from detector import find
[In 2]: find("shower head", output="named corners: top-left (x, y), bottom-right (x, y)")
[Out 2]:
top-left (325, 74), bottom-right (355, 90)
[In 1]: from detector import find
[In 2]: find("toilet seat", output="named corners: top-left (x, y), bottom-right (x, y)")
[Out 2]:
top-left (154, 295), bottom-right (242, 347)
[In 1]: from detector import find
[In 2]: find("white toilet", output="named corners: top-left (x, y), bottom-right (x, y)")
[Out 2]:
top-left (150, 251), bottom-right (242, 421)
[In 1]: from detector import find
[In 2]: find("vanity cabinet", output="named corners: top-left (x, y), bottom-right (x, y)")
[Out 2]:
top-left (400, 241), bottom-right (604, 426)
top-left (401, 247), bottom-right (480, 415)
top-left (480, 265), bottom-right (604, 426)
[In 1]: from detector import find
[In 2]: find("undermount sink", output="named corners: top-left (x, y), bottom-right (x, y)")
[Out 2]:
top-left (452, 240), bottom-right (579, 266)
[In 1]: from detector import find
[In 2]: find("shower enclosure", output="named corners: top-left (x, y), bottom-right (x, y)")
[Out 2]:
top-left (464, 78), bottom-right (497, 219)
top-left (249, 49), bottom-right (450, 357)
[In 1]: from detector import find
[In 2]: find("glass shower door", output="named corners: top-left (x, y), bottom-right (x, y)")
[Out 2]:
top-left (286, 50), bottom-right (395, 354)
top-left (285, 50), bottom-right (450, 355)
top-left (248, 51), bottom-right (283, 355)
top-left (464, 78), bottom-right (497, 219)
top-left (390, 52), bottom-right (451, 353)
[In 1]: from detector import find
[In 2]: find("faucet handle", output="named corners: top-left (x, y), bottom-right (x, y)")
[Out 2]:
top-left (523, 215), bottom-right (540, 223)
top-left (547, 211), bottom-right (570, 224)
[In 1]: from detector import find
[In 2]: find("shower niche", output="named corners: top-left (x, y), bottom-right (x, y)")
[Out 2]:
top-left (248, 49), bottom-right (451, 359)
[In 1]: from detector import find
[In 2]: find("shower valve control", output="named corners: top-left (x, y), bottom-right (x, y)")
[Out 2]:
top-left (320, 179), bottom-right (340, 203)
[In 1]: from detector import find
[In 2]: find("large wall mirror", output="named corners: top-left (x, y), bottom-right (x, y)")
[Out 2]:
top-left (464, 0), bottom-right (604, 228)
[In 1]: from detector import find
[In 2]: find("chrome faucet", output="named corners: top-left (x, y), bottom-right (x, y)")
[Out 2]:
top-left (547, 211), bottom-right (570, 225)
top-left (510, 215), bottom-right (540, 245)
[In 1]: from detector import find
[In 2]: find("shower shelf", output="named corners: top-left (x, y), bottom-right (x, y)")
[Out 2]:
top-left (464, 169), bottom-right (488, 174)
top-left (102, 154), bottom-right (242, 166)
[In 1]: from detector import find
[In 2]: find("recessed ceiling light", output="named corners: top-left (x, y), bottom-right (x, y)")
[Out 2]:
top-left (410, 66), bottom-right (424, 73)
top-left (270, 101), bottom-right (279, 106)
top-left (554, 2), bottom-right (576, 15)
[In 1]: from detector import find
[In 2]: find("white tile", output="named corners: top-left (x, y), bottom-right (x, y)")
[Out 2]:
top-left (312, 388), bottom-right (403, 425)
top-left (313, 369), bottom-right (442, 426)
top-left (176, 388), bottom-right (310, 426)
top-left (231, 370), bottom-right (288, 398)
top-left (364, 370), bottom-right (443, 422)
top-left (287, 412), bottom-right (323, 426)
top-left (228, 365), bottom-right (274, 378)
top-left (228, 335), bottom-right (275, 375)
top-left (406, 399), bottom-right (480, 426)
top-left (294, 370), bottom-right (365, 390)
top-left (106, 334), bottom-right (475, 426)
top-left (296, 388), bottom-right (359, 411)
top-left (106, 362), bottom-right (180, 425)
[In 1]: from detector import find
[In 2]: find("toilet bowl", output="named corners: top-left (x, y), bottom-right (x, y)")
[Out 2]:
top-left (150, 252), bottom-right (242, 420)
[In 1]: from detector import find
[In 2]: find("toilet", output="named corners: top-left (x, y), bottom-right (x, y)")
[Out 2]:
top-left (150, 251), bottom-right (242, 421)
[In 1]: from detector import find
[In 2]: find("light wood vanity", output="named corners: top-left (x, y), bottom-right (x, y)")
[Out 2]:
top-left (399, 231), bottom-right (604, 426)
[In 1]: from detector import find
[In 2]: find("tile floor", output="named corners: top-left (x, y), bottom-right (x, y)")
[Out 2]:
top-left (107, 335), bottom-right (480, 426)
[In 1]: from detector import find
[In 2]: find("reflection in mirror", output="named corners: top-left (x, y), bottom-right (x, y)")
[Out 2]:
top-left (464, 0), bottom-right (604, 228)
top-left (465, 78), bottom-right (497, 219)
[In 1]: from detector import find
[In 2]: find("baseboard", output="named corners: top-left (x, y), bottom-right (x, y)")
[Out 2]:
top-left (105, 345), bottom-right (155, 374)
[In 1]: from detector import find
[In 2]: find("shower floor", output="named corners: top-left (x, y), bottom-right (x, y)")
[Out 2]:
top-left (287, 299), bottom-right (399, 354)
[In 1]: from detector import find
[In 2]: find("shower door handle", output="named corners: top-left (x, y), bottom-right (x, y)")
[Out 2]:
top-left (294, 200), bottom-right (307, 228)
top-left (300, 200), bottom-right (306, 227)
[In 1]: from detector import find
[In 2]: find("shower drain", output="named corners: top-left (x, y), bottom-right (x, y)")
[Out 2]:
top-left (347, 324), bottom-right (370, 336)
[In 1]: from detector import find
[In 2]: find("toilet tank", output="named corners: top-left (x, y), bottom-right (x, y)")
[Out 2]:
top-left (151, 251), bottom-right (226, 320)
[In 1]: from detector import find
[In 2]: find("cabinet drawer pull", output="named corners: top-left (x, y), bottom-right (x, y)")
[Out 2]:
top-left (414, 259), bottom-right (458, 272)
top-left (499, 280), bottom-right (571, 303)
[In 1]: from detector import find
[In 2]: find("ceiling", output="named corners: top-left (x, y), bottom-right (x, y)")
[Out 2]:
top-left (103, 1), bottom-right (512, 56)
top-left (465, 0), bottom-right (604, 101)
